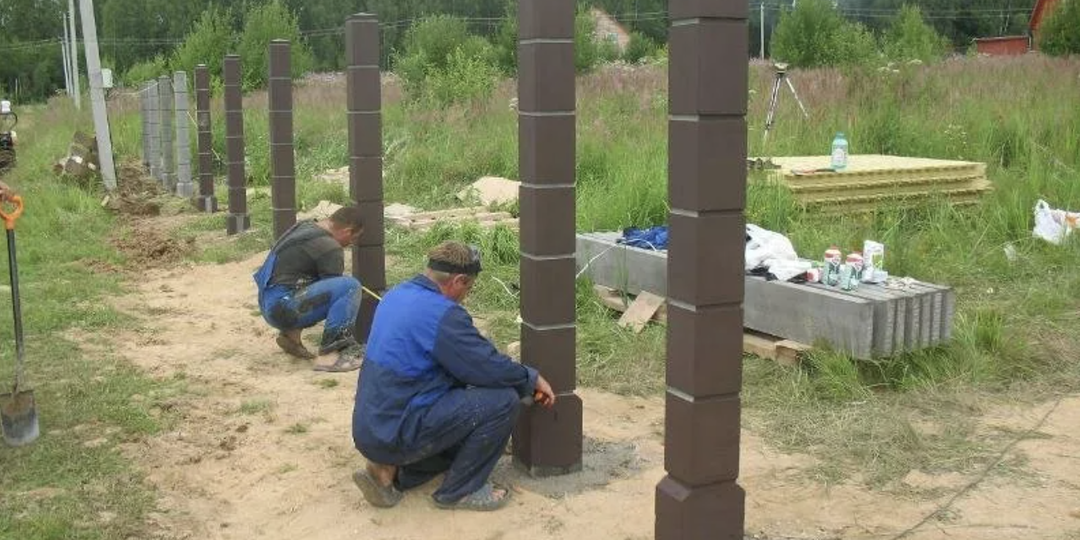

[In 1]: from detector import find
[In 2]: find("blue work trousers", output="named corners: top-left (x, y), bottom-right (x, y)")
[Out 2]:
top-left (361, 387), bottom-right (521, 504)
top-left (261, 276), bottom-right (361, 337)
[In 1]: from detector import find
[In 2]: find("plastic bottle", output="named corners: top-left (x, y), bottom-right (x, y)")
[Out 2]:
top-left (831, 132), bottom-right (848, 171)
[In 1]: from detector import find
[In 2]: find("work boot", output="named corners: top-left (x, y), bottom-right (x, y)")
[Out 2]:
top-left (318, 326), bottom-right (356, 356)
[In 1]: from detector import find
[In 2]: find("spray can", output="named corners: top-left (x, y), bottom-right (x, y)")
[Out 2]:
top-left (846, 252), bottom-right (865, 285)
top-left (824, 246), bottom-right (842, 286)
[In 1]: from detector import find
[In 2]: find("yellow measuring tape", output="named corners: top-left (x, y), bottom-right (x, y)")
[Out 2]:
top-left (362, 285), bottom-right (383, 301)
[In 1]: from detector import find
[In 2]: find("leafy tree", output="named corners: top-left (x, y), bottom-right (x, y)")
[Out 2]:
top-left (771, 0), bottom-right (878, 68)
top-left (882, 5), bottom-right (950, 62)
top-left (172, 6), bottom-right (236, 85)
top-left (1037, 0), bottom-right (1080, 56)
top-left (237, 0), bottom-right (314, 90)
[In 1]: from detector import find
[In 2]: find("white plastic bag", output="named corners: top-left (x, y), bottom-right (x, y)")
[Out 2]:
top-left (1033, 199), bottom-right (1080, 245)
top-left (745, 224), bottom-right (808, 281)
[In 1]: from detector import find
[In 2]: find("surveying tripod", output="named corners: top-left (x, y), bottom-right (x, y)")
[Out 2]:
top-left (761, 62), bottom-right (809, 150)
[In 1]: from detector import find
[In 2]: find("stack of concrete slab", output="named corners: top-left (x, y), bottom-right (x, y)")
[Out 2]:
top-left (762, 155), bottom-right (992, 213)
top-left (576, 232), bottom-right (955, 360)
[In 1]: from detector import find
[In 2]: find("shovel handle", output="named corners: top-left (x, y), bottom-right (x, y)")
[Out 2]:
top-left (0, 196), bottom-right (23, 231)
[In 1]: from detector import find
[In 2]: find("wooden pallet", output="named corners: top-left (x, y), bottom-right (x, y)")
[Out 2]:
top-left (593, 285), bottom-right (810, 366)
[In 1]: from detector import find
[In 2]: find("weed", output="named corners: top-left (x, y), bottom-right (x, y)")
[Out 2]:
top-left (237, 399), bottom-right (275, 416)
top-left (285, 423), bottom-right (309, 435)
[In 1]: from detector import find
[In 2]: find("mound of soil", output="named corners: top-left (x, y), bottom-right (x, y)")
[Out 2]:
top-left (103, 161), bottom-right (166, 217)
top-left (112, 226), bottom-right (194, 268)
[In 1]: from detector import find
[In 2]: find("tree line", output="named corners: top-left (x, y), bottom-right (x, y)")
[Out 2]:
top-left (0, 0), bottom-right (1051, 103)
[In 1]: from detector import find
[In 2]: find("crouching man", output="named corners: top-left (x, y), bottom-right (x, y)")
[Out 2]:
top-left (351, 241), bottom-right (554, 511)
top-left (253, 206), bottom-right (366, 372)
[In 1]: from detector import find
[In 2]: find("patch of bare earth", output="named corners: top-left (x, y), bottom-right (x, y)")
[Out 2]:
top-left (92, 235), bottom-right (1080, 540)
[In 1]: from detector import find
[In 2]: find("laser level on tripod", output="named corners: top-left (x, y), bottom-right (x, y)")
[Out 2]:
top-left (761, 62), bottom-right (809, 154)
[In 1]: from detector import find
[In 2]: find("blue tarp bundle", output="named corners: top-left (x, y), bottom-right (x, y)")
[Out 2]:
top-left (619, 226), bottom-right (669, 251)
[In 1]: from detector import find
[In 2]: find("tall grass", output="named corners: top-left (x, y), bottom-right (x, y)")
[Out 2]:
top-left (0, 98), bottom-right (185, 539)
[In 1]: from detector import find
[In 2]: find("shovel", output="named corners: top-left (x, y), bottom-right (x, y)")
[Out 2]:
top-left (0, 195), bottom-right (38, 447)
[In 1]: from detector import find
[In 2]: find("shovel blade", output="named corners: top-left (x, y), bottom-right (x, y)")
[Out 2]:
top-left (0, 390), bottom-right (40, 446)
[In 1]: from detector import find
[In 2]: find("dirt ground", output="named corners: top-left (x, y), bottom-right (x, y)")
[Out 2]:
top-left (94, 249), bottom-right (1080, 540)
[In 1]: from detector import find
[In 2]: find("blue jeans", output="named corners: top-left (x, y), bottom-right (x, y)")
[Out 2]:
top-left (261, 276), bottom-right (361, 339)
top-left (360, 387), bottom-right (521, 503)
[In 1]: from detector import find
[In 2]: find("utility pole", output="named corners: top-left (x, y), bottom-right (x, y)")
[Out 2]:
top-left (761, 2), bottom-right (766, 59)
top-left (61, 30), bottom-right (72, 97)
top-left (68, 0), bottom-right (81, 110)
top-left (78, 0), bottom-right (116, 190)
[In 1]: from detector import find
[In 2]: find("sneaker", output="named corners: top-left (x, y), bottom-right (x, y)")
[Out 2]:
top-left (313, 343), bottom-right (363, 373)
top-left (318, 327), bottom-right (356, 356)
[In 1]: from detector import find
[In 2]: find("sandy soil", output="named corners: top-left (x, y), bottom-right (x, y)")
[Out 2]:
top-left (95, 251), bottom-right (1080, 540)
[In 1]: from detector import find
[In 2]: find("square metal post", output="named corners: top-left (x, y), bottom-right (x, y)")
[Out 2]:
top-left (511, 0), bottom-right (583, 477)
top-left (268, 40), bottom-right (297, 241)
top-left (157, 75), bottom-right (176, 192)
top-left (194, 65), bottom-right (219, 213)
top-left (346, 13), bottom-right (385, 344)
top-left (224, 54), bottom-right (250, 235)
top-left (656, 1), bottom-right (750, 539)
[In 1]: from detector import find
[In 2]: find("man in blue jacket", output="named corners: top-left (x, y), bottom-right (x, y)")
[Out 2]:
top-left (351, 241), bottom-right (555, 511)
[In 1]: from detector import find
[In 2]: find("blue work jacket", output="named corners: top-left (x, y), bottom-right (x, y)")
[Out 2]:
top-left (352, 275), bottom-right (538, 459)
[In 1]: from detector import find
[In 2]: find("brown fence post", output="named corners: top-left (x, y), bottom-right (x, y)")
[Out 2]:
top-left (656, 1), bottom-right (749, 538)
top-left (512, 0), bottom-right (583, 477)
top-left (223, 54), bottom-right (250, 235)
top-left (268, 40), bottom-right (296, 241)
top-left (346, 13), bottom-right (385, 344)
top-left (194, 64), bottom-right (218, 213)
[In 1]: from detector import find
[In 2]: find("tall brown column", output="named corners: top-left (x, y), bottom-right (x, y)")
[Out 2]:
top-left (223, 54), bottom-right (250, 235)
top-left (656, 1), bottom-right (749, 539)
top-left (511, 0), bottom-right (582, 477)
top-left (269, 40), bottom-right (297, 241)
top-left (345, 13), bottom-right (385, 344)
top-left (194, 65), bottom-right (218, 213)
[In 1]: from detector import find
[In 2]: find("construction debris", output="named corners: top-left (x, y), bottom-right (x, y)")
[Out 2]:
top-left (297, 200), bottom-right (343, 221)
top-left (388, 206), bottom-right (518, 231)
top-left (617, 291), bottom-right (665, 333)
top-left (456, 176), bottom-right (520, 207)
top-left (314, 165), bottom-right (349, 186)
top-left (594, 285), bottom-right (809, 365)
top-left (53, 131), bottom-right (101, 184)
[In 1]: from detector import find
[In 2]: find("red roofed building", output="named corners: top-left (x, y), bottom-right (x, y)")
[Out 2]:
top-left (973, 0), bottom-right (1064, 55)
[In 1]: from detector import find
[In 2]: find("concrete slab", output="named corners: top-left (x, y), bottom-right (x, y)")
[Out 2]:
top-left (575, 233), bottom-right (955, 359)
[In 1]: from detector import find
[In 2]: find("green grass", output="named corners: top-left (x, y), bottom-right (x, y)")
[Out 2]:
top-left (0, 100), bottom-right (185, 540)
top-left (284, 422), bottom-right (309, 435)
top-left (236, 399), bottom-right (275, 416)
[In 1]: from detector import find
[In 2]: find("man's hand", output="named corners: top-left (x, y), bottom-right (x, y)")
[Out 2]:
top-left (533, 374), bottom-right (556, 409)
